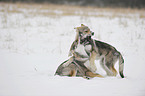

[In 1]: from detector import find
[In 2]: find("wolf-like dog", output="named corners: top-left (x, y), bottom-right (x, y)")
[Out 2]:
top-left (69, 24), bottom-right (124, 78)
top-left (55, 56), bottom-right (103, 79)
top-left (55, 30), bottom-right (103, 79)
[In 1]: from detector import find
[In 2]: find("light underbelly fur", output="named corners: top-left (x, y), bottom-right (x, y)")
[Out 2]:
top-left (75, 44), bottom-right (91, 58)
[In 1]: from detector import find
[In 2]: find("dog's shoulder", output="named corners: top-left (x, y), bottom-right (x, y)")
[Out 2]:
top-left (94, 39), bottom-right (117, 51)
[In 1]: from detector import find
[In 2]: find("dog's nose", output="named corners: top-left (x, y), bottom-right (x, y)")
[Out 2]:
top-left (87, 36), bottom-right (91, 40)
top-left (91, 31), bottom-right (94, 36)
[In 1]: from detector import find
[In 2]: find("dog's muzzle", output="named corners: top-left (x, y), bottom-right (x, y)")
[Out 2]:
top-left (86, 36), bottom-right (91, 40)
top-left (80, 36), bottom-right (91, 44)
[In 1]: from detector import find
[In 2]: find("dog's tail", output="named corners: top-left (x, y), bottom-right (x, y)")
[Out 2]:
top-left (118, 52), bottom-right (124, 78)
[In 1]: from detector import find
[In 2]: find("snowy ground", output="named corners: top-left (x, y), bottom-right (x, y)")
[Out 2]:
top-left (0, 3), bottom-right (145, 96)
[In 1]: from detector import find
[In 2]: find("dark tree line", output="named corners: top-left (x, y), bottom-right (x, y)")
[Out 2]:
top-left (0, 0), bottom-right (145, 8)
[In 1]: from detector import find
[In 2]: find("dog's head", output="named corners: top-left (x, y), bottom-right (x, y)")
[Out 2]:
top-left (74, 24), bottom-right (94, 41)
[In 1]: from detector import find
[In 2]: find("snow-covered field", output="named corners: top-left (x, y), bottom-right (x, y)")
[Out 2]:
top-left (0, 3), bottom-right (145, 96)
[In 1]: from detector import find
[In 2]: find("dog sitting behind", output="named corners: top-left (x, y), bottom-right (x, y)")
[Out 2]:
top-left (55, 56), bottom-right (103, 79)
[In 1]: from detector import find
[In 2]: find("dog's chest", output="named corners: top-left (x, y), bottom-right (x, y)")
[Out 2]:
top-left (75, 44), bottom-right (91, 57)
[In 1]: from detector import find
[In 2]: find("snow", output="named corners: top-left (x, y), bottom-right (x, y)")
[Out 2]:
top-left (0, 3), bottom-right (145, 96)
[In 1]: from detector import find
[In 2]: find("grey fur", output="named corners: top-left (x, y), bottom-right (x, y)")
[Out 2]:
top-left (69, 24), bottom-right (124, 78)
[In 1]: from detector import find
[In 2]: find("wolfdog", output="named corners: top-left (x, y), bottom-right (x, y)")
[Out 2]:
top-left (55, 27), bottom-right (103, 79)
top-left (68, 24), bottom-right (124, 78)
top-left (55, 56), bottom-right (103, 79)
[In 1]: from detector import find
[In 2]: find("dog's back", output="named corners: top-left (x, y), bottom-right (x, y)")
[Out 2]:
top-left (55, 59), bottom-right (85, 77)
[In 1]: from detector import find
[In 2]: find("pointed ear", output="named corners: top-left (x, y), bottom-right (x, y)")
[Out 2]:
top-left (81, 24), bottom-right (85, 26)
top-left (74, 27), bottom-right (81, 30)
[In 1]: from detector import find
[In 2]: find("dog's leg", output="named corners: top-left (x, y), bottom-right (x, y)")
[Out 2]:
top-left (68, 40), bottom-right (78, 56)
top-left (104, 53), bottom-right (118, 76)
top-left (109, 57), bottom-right (118, 76)
top-left (69, 70), bottom-right (77, 77)
top-left (86, 71), bottom-right (103, 78)
top-left (100, 57), bottom-right (114, 76)
top-left (62, 57), bottom-right (74, 67)
top-left (89, 51), bottom-right (97, 72)
top-left (110, 66), bottom-right (118, 76)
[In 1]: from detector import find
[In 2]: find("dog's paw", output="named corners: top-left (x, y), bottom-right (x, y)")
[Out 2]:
top-left (83, 76), bottom-right (91, 80)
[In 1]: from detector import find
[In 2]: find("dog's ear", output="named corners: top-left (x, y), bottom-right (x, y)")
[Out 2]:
top-left (81, 24), bottom-right (85, 26)
top-left (74, 27), bottom-right (81, 30)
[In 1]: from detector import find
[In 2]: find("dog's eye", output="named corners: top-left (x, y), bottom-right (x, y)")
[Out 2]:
top-left (84, 31), bottom-right (88, 33)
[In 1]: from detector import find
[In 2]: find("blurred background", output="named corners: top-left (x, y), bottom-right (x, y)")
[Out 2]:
top-left (0, 0), bottom-right (145, 55)
top-left (1, 0), bottom-right (145, 8)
